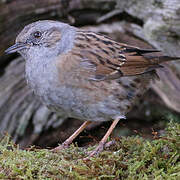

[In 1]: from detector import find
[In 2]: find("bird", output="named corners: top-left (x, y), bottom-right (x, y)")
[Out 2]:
top-left (5, 20), bottom-right (179, 158)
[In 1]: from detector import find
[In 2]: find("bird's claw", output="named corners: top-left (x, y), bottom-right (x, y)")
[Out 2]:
top-left (51, 143), bottom-right (69, 153)
top-left (84, 140), bottom-right (115, 160)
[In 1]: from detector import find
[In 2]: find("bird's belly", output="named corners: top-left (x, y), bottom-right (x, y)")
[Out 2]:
top-left (27, 75), bottom-right (126, 121)
top-left (38, 84), bottom-right (125, 122)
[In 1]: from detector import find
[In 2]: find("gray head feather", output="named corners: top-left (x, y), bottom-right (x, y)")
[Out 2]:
top-left (16, 20), bottom-right (77, 59)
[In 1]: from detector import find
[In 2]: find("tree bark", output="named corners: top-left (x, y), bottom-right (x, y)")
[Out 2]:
top-left (0, 0), bottom-right (179, 148)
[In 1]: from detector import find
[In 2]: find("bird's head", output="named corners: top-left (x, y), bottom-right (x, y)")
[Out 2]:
top-left (5, 20), bottom-right (76, 59)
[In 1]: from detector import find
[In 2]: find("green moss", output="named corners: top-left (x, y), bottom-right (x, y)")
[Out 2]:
top-left (0, 121), bottom-right (179, 179)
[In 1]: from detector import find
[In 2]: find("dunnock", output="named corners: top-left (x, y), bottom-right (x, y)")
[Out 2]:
top-left (5, 20), bottom-right (179, 157)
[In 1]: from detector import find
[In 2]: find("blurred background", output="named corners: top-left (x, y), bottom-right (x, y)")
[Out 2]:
top-left (0, 0), bottom-right (180, 149)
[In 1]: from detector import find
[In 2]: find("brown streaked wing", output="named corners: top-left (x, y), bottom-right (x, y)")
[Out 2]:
top-left (73, 31), bottom-right (162, 81)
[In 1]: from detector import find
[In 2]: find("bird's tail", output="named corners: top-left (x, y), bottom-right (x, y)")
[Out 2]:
top-left (120, 47), bottom-right (180, 76)
top-left (145, 55), bottom-right (180, 64)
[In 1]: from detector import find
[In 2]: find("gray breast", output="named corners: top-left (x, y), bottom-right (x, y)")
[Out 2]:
top-left (25, 57), bottom-right (62, 108)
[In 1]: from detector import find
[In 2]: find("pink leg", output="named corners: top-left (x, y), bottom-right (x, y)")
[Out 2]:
top-left (85, 117), bottom-right (120, 159)
top-left (52, 121), bottom-right (91, 152)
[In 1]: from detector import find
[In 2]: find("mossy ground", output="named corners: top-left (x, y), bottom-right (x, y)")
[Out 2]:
top-left (0, 121), bottom-right (179, 180)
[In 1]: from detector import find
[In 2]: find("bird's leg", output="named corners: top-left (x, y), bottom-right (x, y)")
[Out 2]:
top-left (52, 121), bottom-right (92, 152)
top-left (85, 117), bottom-right (120, 158)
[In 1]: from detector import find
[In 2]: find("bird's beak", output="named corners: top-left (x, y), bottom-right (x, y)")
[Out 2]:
top-left (5, 42), bottom-right (28, 54)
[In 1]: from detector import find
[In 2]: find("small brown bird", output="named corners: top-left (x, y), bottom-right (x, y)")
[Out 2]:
top-left (5, 20), bottom-right (179, 157)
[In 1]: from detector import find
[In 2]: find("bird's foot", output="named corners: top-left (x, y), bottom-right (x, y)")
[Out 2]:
top-left (51, 142), bottom-right (69, 153)
top-left (84, 140), bottom-right (115, 160)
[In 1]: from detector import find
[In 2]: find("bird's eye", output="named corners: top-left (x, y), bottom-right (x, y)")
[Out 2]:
top-left (33, 31), bottom-right (42, 38)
